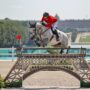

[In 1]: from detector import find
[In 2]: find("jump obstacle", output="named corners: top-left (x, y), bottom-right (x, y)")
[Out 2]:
top-left (4, 47), bottom-right (90, 84)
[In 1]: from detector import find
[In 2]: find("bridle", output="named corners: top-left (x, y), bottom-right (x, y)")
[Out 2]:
top-left (32, 25), bottom-right (47, 47)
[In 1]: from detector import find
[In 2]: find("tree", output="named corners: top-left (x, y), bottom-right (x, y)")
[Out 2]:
top-left (0, 20), bottom-right (28, 47)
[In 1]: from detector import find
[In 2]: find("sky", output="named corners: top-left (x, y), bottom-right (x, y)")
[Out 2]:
top-left (0, 0), bottom-right (90, 20)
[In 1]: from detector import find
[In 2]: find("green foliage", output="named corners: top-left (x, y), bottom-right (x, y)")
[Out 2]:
top-left (80, 81), bottom-right (90, 88)
top-left (0, 74), bottom-right (22, 88)
top-left (80, 35), bottom-right (90, 42)
top-left (5, 80), bottom-right (22, 87)
top-left (0, 19), bottom-right (29, 47)
top-left (0, 75), bottom-right (5, 88)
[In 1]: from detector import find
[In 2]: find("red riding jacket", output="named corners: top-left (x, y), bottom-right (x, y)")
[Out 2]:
top-left (41, 15), bottom-right (57, 29)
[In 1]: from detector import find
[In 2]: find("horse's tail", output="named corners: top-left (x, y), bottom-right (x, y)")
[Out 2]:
top-left (66, 32), bottom-right (72, 47)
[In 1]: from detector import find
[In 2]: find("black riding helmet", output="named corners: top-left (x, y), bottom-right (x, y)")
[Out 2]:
top-left (43, 12), bottom-right (49, 17)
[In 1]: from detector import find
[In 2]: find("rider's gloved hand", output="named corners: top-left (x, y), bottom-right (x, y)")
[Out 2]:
top-left (41, 21), bottom-right (47, 26)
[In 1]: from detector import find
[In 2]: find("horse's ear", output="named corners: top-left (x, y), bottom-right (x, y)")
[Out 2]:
top-left (29, 21), bottom-right (36, 28)
top-left (29, 21), bottom-right (32, 28)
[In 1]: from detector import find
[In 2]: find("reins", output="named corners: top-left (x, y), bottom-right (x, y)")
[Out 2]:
top-left (35, 26), bottom-right (46, 47)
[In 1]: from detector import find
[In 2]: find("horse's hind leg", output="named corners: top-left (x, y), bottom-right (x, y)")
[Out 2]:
top-left (65, 48), bottom-right (69, 54)
top-left (60, 48), bottom-right (64, 54)
top-left (66, 46), bottom-right (70, 54)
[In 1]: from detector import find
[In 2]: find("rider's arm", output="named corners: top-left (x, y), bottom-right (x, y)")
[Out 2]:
top-left (41, 16), bottom-right (52, 29)
top-left (41, 16), bottom-right (57, 29)
top-left (45, 16), bottom-right (57, 29)
top-left (41, 17), bottom-right (47, 26)
top-left (45, 17), bottom-right (53, 29)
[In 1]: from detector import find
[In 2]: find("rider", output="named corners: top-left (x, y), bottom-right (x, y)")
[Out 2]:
top-left (41, 12), bottom-right (59, 41)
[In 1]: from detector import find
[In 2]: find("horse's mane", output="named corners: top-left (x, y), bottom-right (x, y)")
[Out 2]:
top-left (36, 22), bottom-right (42, 26)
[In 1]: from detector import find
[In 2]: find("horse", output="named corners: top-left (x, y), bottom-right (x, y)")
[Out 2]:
top-left (29, 22), bottom-right (70, 53)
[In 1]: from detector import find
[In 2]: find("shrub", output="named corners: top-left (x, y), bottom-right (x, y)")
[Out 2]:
top-left (80, 81), bottom-right (90, 88)
top-left (5, 80), bottom-right (22, 88)
top-left (0, 75), bottom-right (5, 88)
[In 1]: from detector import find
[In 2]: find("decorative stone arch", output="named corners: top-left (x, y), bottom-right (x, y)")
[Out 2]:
top-left (23, 66), bottom-right (82, 81)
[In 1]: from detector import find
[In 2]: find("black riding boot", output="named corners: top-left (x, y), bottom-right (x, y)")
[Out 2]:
top-left (51, 28), bottom-right (59, 41)
top-left (53, 30), bottom-right (59, 41)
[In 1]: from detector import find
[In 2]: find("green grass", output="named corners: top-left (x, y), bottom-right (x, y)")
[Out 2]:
top-left (79, 35), bottom-right (90, 42)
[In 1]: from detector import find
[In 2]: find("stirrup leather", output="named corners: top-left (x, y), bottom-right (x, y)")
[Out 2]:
top-left (50, 35), bottom-right (54, 41)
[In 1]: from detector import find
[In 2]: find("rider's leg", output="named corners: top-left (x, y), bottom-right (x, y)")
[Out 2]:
top-left (52, 22), bottom-right (59, 41)
top-left (53, 30), bottom-right (59, 41)
top-left (51, 28), bottom-right (59, 41)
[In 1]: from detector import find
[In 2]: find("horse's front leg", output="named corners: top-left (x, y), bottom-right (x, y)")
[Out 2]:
top-left (34, 40), bottom-right (41, 47)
